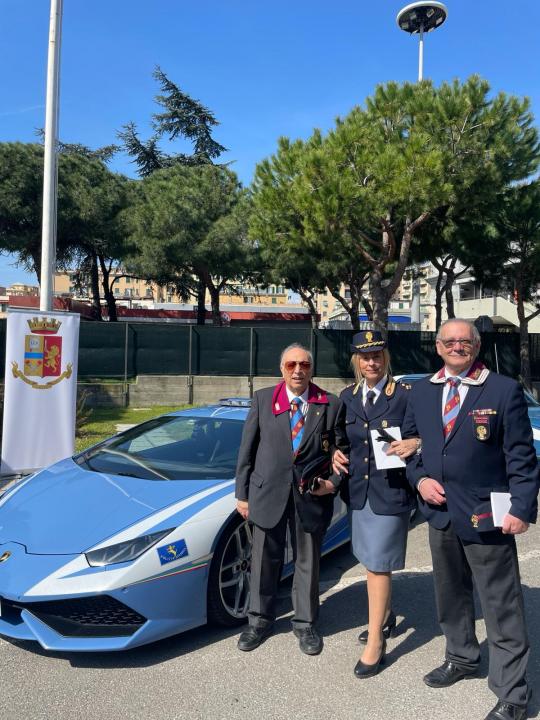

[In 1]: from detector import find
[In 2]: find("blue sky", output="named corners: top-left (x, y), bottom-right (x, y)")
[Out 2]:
top-left (1, 0), bottom-right (540, 286)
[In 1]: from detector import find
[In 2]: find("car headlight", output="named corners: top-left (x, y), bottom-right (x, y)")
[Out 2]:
top-left (85, 528), bottom-right (175, 567)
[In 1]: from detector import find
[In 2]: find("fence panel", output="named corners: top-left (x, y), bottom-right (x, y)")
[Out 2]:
top-left (192, 326), bottom-right (252, 375)
top-left (388, 332), bottom-right (439, 375)
top-left (253, 328), bottom-right (312, 376)
top-left (313, 329), bottom-right (354, 378)
top-left (478, 332), bottom-right (520, 378)
top-left (130, 323), bottom-right (190, 375)
top-left (78, 322), bottom-right (131, 378)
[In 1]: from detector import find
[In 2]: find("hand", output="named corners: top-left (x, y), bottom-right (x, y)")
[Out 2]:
top-left (418, 477), bottom-right (446, 506)
top-left (386, 438), bottom-right (418, 459)
top-left (501, 513), bottom-right (529, 535)
top-left (236, 500), bottom-right (249, 519)
top-left (332, 449), bottom-right (349, 475)
top-left (311, 479), bottom-right (336, 496)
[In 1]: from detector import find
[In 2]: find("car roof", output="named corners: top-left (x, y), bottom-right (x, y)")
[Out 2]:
top-left (165, 404), bottom-right (250, 421)
top-left (395, 373), bottom-right (429, 382)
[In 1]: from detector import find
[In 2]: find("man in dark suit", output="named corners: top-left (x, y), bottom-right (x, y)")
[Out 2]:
top-left (403, 318), bottom-right (539, 720)
top-left (235, 343), bottom-right (343, 655)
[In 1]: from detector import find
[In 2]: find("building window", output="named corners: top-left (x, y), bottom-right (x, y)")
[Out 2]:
top-left (272, 297), bottom-right (277, 304)
top-left (146, 288), bottom-right (153, 298)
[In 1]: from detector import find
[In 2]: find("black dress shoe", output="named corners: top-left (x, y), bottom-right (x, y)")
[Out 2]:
top-left (354, 639), bottom-right (386, 679)
top-left (423, 660), bottom-right (478, 688)
top-left (293, 626), bottom-right (323, 655)
top-left (358, 610), bottom-right (397, 644)
top-left (237, 625), bottom-right (273, 651)
top-left (484, 701), bottom-right (527, 720)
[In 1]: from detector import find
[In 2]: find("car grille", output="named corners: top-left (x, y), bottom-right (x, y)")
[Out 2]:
top-left (4, 595), bottom-right (146, 637)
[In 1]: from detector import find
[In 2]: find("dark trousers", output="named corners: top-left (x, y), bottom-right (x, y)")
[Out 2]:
top-left (248, 490), bottom-right (324, 630)
top-left (429, 523), bottom-right (530, 707)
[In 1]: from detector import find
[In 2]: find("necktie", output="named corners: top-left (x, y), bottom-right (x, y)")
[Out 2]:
top-left (290, 397), bottom-right (305, 454)
top-left (366, 390), bottom-right (376, 407)
top-left (443, 378), bottom-right (461, 438)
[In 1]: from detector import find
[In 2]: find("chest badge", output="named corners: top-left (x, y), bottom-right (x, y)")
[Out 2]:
top-left (473, 415), bottom-right (490, 441)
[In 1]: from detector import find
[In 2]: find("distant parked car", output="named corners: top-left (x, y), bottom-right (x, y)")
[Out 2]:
top-left (0, 399), bottom-right (349, 653)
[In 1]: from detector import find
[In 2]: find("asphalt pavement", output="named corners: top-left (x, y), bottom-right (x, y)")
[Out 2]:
top-left (1, 517), bottom-right (539, 720)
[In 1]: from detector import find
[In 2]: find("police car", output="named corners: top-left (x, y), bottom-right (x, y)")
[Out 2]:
top-left (0, 399), bottom-right (349, 652)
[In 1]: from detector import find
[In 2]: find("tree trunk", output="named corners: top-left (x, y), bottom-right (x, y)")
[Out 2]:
top-left (98, 255), bottom-right (118, 322)
top-left (297, 289), bottom-right (318, 328)
top-left (445, 266), bottom-right (456, 319)
top-left (360, 295), bottom-right (373, 321)
top-left (89, 251), bottom-right (103, 321)
top-left (516, 288), bottom-right (531, 388)
top-left (327, 286), bottom-right (360, 331)
top-left (196, 276), bottom-right (206, 325)
top-left (434, 269), bottom-right (444, 331)
top-left (205, 278), bottom-right (223, 326)
top-left (369, 268), bottom-right (389, 338)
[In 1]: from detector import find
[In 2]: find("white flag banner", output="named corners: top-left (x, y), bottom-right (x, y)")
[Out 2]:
top-left (1, 309), bottom-right (80, 475)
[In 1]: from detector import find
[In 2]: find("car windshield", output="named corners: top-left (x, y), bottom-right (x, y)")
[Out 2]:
top-left (75, 416), bottom-right (245, 481)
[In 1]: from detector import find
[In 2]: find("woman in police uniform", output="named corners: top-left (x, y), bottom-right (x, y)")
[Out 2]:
top-left (334, 331), bottom-right (419, 678)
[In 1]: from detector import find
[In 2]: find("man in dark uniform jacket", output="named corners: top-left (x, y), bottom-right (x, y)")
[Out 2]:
top-left (235, 343), bottom-right (343, 655)
top-left (403, 318), bottom-right (539, 720)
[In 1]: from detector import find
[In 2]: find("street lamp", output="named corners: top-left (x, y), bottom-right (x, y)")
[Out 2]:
top-left (396, 1), bottom-right (448, 81)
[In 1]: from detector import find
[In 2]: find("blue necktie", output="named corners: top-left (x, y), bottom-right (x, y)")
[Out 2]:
top-left (290, 398), bottom-right (305, 454)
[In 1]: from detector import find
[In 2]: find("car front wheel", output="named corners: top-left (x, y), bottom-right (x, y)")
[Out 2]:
top-left (207, 516), bottom-right (252, 626)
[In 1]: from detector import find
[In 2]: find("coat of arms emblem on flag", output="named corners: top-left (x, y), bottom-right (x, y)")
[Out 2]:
top-left (11, 317), bottom-right (73, 390)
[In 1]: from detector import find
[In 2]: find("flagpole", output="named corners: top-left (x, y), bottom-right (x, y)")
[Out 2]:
top-left (40, 0), bottom-right (63, 312)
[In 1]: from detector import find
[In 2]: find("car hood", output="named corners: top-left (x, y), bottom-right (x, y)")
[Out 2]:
top-left (0, 458), bottom-right (230, 554)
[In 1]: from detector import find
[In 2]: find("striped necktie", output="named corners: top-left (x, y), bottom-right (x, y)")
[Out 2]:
top-left (290, 397), bottom-right (305, 454)
top-left (443, 377), bottom-right (461, 438)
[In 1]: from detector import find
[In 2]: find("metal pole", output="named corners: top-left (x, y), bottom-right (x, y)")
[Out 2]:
top-left (123, 323), bottom-right (129, 407)
top-left (418, 23), bottom-right (424, 81)
top-left (40, 0), bottom-right (63, 312)
top-left (188, 325), bottom-right (193, 405)
top-left (249, 327), bottom-right (254, 398)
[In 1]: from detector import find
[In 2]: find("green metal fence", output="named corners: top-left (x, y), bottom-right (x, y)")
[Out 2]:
top-left (0, 319), bottom-right (527, 380)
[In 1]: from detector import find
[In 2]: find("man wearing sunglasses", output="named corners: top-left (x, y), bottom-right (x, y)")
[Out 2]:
top-left (403, 318), bottom-right (539, 720)
top-left (235, 343), bottom-right (343, 655)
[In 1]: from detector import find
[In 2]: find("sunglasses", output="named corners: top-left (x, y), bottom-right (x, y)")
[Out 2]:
top-left (283, 361), bottom-right (312, 371)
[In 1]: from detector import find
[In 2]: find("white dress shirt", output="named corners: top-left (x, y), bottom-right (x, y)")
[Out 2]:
top-left (285, 386), bottom-right (309, 417)
top-left (362, 376), bottom-right (387, 407)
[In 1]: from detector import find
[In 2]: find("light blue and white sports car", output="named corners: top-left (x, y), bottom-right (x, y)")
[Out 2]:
top-left (0, 399), bottom-right (349, 652)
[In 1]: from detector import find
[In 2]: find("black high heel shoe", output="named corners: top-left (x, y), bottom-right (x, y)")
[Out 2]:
top-left (358, 610), bottom-right (397, 644)
top-left (353, 639), bottom-right (386, 679)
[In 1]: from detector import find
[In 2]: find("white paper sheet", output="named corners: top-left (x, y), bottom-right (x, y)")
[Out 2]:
top-left (490, 492), bottom-right (512, 527)
top-left (370, 426), bottom-right (406, 470)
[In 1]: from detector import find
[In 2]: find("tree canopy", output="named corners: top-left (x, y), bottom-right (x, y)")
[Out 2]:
top-left (250, 76), bottom-right (540, 333)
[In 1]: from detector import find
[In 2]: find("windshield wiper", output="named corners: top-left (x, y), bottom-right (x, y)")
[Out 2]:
top-left (98, 448), bottom-right (171, 481)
